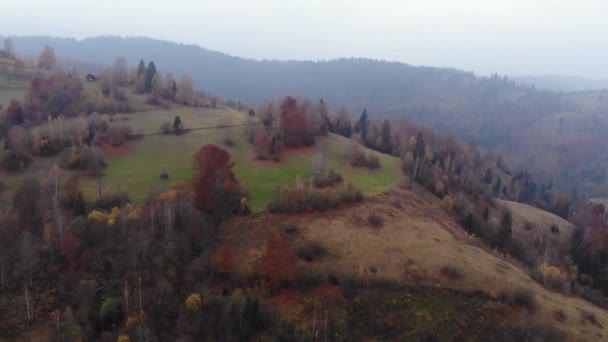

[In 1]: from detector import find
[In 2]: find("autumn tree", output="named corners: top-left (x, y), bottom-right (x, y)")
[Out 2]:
top-left (43, 164), bottom-right (65, 237)
top-left (258, 232), bottom-right (297, 290)
top-left (1, 38), bottom-right (15, 59)
top-left (334, 106), bottom-right (352, 138)
top-left (164, 72), bottom-right (177, 100)
top-left (176, 74), bottom-right (195, 105)
top-left (37, 45), bottom-right (56, 70)
top-left (7, 125), bottom-right (31, 167)
top-left (192, 144), bottom-right (244, 220)
top-left (280, 96), bottom-right (313, 147)
top-left (112, 56), bottom-right (128, 86)
top-left (213, 245), bottom-right (236, 275)
top-left (6, 98), bottom-right (24, 124)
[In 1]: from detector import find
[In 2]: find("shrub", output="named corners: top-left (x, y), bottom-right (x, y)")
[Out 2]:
top-left (268, 180), bottom-right (363, 214)
top-left (161, 122), bottom-right (172, 134)
top-left (498, 288), bottom-right (536, 312)
top-left (297, 241), bottom-right (326, 262)
top-left (106, 124), bottom-right (133, 146)
top-left (550, 224), bottom-right (559, 234)
top-left (186, 293), bottom-right (202, 312)
top-left (59, 146), bottom-right (106, 171)
top-left (440, 265), bottom-right (462, 280)
top-left (94, 191), bottom-right (131, 210)
top-left (350, 147), bottom-right (382, 169)
top-left (313, 169), bottom-right (343, 188)
top-left (442, 195), bottom-right (454, 210)
top-left (99, 297), bottom-right (122, 327)
top-left (539, 264), bottom-right (568, 291)
top-left (368, 213), bottom-right (384, 228)
top-left (294, 266), bottom-right (323, 291)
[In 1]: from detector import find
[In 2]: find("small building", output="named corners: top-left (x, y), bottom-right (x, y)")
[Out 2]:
top-left (86, 73), bottom-right (99, 82)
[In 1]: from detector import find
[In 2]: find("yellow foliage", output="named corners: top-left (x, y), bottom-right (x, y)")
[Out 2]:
top-left (186, 293), bottom-right (202, 312)
top-left (540, 263), bottom-right (567, 282)
top-left (117, 335), bottom-right (131, 342)
top-left (240, 197), bottom-right (250, 211)
top-left (441, 196), bottom-right (454, 210)
top-left (107, 207), bottom-right (121, 226)
top-left (88, 210), bottom-right (108, 222)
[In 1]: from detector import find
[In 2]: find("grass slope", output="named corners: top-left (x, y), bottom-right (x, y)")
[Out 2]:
top-left (223, 187), bottom-right (608, 341)
top-left (78, 106), bottom-right (401, 211)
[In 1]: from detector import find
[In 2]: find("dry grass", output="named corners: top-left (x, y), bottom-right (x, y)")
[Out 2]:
top-left (222, 186), bottom-right (608, 341)
top-left (496, 199), bottom-right (575, 262)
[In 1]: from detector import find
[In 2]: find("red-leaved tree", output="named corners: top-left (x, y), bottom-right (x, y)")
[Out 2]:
top-left (258, 232), bottom-right (297, 290)
top-left (192, 144), bottom-right (243, 220)
top-left (213, 245), bottom-right (236, 275)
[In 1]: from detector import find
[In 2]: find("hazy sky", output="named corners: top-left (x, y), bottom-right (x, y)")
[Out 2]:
top-left (4, 0), bottom-right (608, 78)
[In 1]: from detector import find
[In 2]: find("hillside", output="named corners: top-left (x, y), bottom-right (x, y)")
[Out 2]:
top-left (223, 186), bottom-right (608, 341)
top-left (497, 199), bottom-right (575, 264)
top-left (0, 104), bottom-right (401, 212)
top-left (7, 35), bottom-right (608, 197)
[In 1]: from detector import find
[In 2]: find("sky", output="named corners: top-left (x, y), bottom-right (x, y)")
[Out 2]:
top-left (4, 0), bottom-right (608, 78)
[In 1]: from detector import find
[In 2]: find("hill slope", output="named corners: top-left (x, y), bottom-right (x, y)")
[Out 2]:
top-left (224, 187), bottom-right (608, 341)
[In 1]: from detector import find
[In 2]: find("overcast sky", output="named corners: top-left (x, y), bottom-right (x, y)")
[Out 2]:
top-left (4, 0), bottom-right (608, 78)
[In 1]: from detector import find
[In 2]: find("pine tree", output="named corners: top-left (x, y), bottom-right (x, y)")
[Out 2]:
top-left (144, 61), bottom-right (157, 93)
top-left (137, 60), bottom-right (146, 77)
top-left (356, 109), bottom-right (369, 143)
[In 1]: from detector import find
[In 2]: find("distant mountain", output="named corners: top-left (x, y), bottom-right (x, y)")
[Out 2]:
top-left (513, 75), bottom-right (608, 92)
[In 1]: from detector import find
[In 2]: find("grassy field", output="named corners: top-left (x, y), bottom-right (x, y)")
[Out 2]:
top-left (72, 106), bottom-right (402, 212)
top-left (1, 104), bottom-right (400, 211)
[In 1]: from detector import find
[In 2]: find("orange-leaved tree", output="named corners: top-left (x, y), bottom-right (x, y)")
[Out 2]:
top-left (258, 232), bottom-right (297, 290)
top-left (192, 144), bottom-right (245, 221)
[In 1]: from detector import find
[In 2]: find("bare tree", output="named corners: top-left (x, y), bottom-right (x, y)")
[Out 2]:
top-left (44, 164), bottom-right (64, 237)
top-left (311, 152), bottom-right (325, 179)
top-left (112, 56), bottom-right (128, 86)
top-left (37, 45), bottom-right (56, 70)
top-left (175, 74), bottom-right (195, 105)
top-left (19, 231), bottom-right (37, 288)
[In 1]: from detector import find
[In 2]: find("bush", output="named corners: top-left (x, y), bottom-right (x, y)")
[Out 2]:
top-left (498, 288), bottom-right (537, 312)
top-left (440, 265), bottom-right (463, 280)
top-left (106, 124), bottom-right (133, 146)
top-left (313, 169), bottom-right (343, 188)
top-left (94, 191), bottom-right (131, 210)
top-left (550, 224), bottom-right (559, 234)
top-left (350, 146), bottom-right (381, 169)
top-left (297, 241), bottom-right (326, 262)
top-left (294, 266), bottom-right (323, 291)
top-left (161, 122), bottom-right (172, 134)
top-left (268, 181), bottom-right (363, 214)
top-left (368, 213), bottom-right (384, 228)
top-left (59, 146), bottom-right (106, 171)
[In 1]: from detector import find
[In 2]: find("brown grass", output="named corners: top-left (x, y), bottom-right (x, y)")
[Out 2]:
top-left (222, 186), bottom-right (608, 341)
